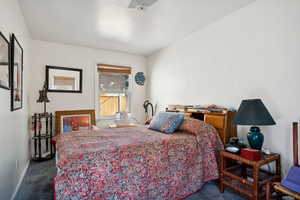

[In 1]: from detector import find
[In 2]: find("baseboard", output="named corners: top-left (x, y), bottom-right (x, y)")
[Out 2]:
top-left (10, 161), bottom-right (30, 200)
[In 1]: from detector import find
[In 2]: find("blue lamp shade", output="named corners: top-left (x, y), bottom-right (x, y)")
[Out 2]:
top-left (233, 99), bottom-right (275, 150)
top-left (233, 99), bottom-right (275, 126)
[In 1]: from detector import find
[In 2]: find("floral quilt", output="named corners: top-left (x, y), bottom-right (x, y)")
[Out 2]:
top-left (55, 120), bottom-right (223, 200)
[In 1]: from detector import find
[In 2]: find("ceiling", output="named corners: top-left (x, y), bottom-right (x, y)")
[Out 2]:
top-left (19, 0), bottom-right (254, 55)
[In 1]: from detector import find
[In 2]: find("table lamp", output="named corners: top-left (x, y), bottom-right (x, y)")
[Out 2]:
top-left (233, 99), bottom-right (276, 150)
top-left (37, 82), bottom-right (50, 114)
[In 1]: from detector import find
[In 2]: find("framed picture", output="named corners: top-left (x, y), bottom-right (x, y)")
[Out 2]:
top-left (46, 65), bottom-right (82, 93)
top-left (0, 32), bottom-right (10, 90)
top-left (55, 110), bottom-right (96, 135)
top-left (10, 34), bottom-right (23, 111)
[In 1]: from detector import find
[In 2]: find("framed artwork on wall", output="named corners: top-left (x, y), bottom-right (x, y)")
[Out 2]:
top-left (46, 65), bottom-right (82, 93)
top-left (10, 34), bottom-right (23, 111)
top-left (0, 32), bottom-right (10, 90)
top-left (55, 110), bottom-right (96, 135)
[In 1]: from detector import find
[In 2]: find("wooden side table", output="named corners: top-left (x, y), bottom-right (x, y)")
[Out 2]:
top-left (220, 150), bottom-right (281, 200)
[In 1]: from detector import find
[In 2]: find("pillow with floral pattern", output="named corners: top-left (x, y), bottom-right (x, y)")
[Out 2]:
top-left (148, 112), bottom-right (184, 134)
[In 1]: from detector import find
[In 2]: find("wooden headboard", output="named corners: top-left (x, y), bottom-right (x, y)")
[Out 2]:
top-left (203, 111), bottom-right (237, 144)
top-left (166, 107), bottom-right (237, 144)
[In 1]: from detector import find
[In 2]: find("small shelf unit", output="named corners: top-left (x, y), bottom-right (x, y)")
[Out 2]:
top-left (31, 112), bottom-right (55, 161)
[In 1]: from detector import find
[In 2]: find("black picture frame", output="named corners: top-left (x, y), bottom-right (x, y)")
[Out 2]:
top-left (0, 31), bottom-right (10, 90)
top-left (10, 34), bottom-right (23, 111)
top-left (46, 65), bottom-right (82, 93)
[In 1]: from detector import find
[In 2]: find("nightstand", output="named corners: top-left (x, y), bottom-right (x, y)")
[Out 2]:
top-left (220, 150), bottom-right (281, 200)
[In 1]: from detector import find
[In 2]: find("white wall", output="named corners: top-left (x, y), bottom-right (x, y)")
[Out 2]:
top-left (30, 40), bottom-right (147, 122)
top-left (0, 0), bottom-right (31, 199)
top-left (147, 0), bottom-right (300, 174)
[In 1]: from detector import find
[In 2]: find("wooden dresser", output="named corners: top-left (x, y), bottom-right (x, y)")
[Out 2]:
top-left (168, 109), bottom-right (237, 144)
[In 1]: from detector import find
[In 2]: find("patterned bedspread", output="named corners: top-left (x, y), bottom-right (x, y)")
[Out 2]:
top-left (55, 121), bottom-right (223, 200)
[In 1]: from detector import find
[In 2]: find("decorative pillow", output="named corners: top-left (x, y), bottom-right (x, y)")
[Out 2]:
top-left (178, 118), bottom-right (215, 137)
top-left (178, 118), bottom-right (224, 151)
top-left (148, 112), bottom-right (184, 134)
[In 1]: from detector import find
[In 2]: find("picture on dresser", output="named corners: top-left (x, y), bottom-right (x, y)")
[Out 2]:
top-left (0, 32), bottom-right (10, 90)
top-left (46, 65), bottom-right (82, 93)
top-left (10, 34), bottom-right (23, 111)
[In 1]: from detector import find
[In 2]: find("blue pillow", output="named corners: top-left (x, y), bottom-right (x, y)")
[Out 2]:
top-left (149, 112), bottom-right (185, 134)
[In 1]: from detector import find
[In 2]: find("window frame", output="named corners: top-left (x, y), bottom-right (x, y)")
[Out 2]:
top-left (99, 92), bottom-right (130, 118)
top-left (94, 64), bottom-right (132, 120)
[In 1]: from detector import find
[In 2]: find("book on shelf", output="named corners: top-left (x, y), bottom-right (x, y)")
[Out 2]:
top-left (167, 105), bottom-right (228, 113)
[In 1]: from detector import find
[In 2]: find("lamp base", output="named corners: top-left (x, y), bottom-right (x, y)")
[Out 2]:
top-left (247, 126), bottom-right (264, 150)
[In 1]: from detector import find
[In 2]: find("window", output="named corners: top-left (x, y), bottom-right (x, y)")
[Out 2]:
top-left (97, 64), bottom-right (131, 118)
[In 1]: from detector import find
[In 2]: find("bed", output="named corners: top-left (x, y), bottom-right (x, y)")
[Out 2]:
top-left (54, 118), bottom-right (223, 200)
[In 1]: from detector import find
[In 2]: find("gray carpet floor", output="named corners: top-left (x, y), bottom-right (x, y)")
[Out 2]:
top-left (15, 159), bottom-right (245, 200)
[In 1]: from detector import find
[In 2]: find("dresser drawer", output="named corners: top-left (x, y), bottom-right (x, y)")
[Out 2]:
top-left (204, 114), bottom-right (225, 130)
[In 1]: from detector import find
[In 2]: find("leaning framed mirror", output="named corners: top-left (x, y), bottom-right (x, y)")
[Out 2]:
top-left (46, 65), bottom-right (82, 93)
